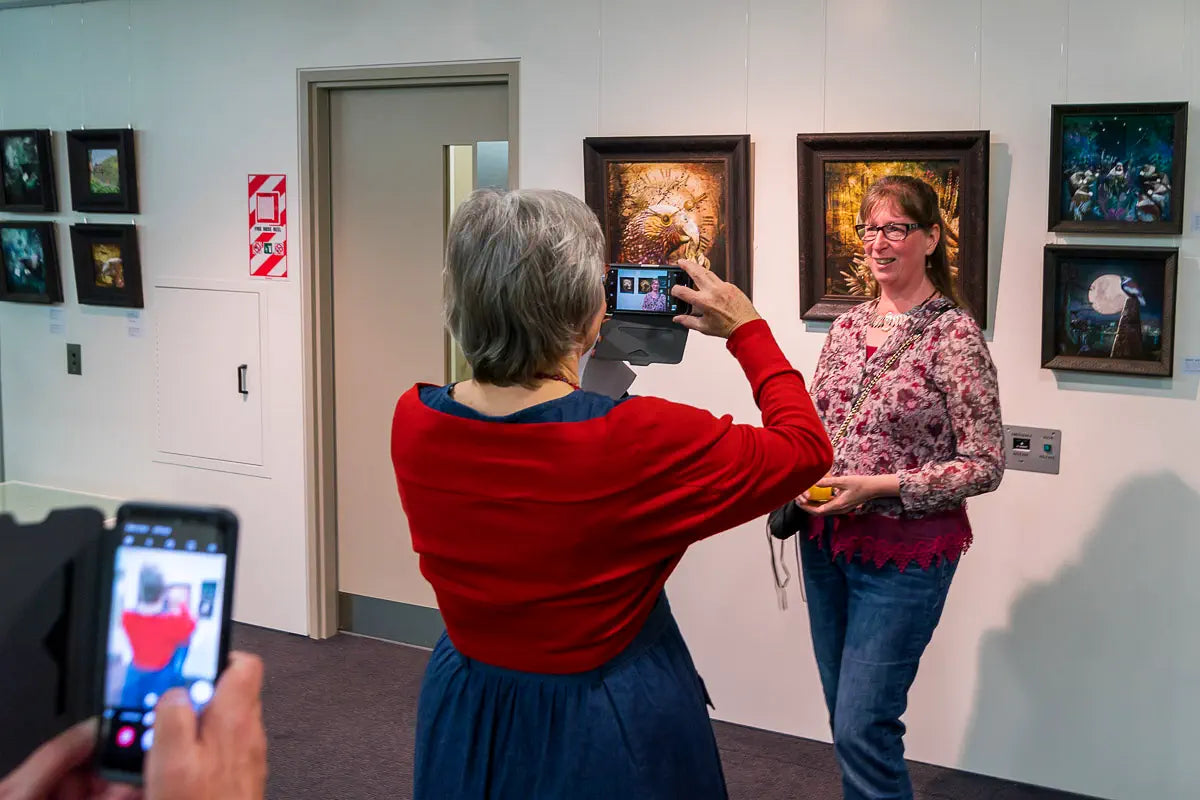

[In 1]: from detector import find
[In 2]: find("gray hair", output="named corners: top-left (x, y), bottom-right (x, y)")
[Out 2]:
top-left (444, 188), bottom-right (606, 387)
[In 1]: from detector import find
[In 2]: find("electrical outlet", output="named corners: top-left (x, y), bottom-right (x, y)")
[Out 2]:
top-left (66, 343), bottom-right (82, 375)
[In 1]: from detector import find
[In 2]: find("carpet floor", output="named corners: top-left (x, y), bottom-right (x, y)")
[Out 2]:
top-left (232, 623), bottom-right (1101, 800)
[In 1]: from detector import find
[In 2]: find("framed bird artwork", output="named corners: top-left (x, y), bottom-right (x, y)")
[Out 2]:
top-left (1041, 244), bottom-right (1177, 377)
top-left (796, 130), bottom-right (990, 325)
top-left (583, 135), bottom-right (751, 297)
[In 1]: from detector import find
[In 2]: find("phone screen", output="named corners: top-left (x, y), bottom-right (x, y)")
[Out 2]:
top-left (96, 510), bottom-right (235, 779)
top-left (606, 265), bottom-right (691, 316)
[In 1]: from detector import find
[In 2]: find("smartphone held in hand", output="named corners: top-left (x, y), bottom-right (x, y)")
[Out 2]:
top-left (94, 503), bottom-right (239, 784)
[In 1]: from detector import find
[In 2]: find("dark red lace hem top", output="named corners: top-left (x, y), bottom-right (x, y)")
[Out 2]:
top-left (807, 507), bottom-right (972, 571)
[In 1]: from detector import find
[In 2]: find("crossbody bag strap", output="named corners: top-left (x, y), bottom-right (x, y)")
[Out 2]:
top-left (830, 308), bottom-right (952, 447)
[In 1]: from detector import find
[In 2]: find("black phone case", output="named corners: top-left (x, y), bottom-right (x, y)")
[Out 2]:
top-left (0, 508), bottom-right (106, 774)
top-left (94, 502), bottom-right (239, 785)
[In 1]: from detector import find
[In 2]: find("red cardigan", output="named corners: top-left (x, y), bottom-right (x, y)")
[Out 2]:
top-left (123, 608), bottom-right (196, 670)
top-left (390, 320), bottom-right (832, 673)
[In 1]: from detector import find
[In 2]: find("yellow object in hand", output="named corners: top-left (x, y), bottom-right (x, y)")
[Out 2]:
top-left (807, 485), bottom-right (834, 503)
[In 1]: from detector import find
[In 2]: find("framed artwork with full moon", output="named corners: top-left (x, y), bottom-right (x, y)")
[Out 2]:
top-left (1042, 244), bottom-right (1177, 377)
top-left (583, 135), bottom-right (751, 297)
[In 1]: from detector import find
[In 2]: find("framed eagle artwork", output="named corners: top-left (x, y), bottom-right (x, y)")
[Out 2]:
top-left (583, 135), bottom-right (752, 297)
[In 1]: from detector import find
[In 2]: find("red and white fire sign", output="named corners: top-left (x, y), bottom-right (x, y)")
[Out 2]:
top-left (248, 174), bottom-right (287, 278)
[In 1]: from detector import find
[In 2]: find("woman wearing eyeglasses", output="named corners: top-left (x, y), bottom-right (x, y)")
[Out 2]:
top-left (790, 175), bottom-right (1004, 800)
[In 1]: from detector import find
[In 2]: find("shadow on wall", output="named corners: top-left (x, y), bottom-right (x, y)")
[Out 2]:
top-left (983, 142), bottom-right (1011, 338)
top-left (954, 472), bottom-right (1200, 800)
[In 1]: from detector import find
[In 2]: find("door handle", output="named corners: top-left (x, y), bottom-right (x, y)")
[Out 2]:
top-left (237, 364), bottom-right (249, 396)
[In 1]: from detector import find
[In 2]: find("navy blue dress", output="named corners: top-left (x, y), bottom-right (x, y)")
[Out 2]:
top-left (413, 386), bottom-right (728, 800)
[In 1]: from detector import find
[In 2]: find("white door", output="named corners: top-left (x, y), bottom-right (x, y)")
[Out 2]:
top-left (329, 82), bottom-right (508, 640)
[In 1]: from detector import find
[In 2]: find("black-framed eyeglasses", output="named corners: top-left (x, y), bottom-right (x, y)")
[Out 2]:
top-left (854, 222), bottom-right (926, 242)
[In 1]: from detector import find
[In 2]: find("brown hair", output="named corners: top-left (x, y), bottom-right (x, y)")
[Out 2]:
top-left (859, 175), bottom-right (964, 309)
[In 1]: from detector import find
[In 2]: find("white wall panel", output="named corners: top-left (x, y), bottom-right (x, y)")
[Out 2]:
top-left (1066, 0), bottom-right (1188, 102)
top-left (824, 0), bottom-right (984, 132)
top-left (599, 0), bottom-right (750, 135)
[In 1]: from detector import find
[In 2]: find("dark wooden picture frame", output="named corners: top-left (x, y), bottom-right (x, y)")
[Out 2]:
top-left (583, 135), bottom-right (752, 297)
top-left (797, 130), bottom-right (990, 324)
top-left (70, 223), bottom-right (144, 308)
top-left (66, 129), bottom-right (139, 213)
top-left (0, 129), bottom-right (57, 212)
top-left (1048, 102), bottom-right (1187, 234)
top-left (1041, 244), bottom-right (1177, 377)
top-left (0, 221), bottom-right (63, 303)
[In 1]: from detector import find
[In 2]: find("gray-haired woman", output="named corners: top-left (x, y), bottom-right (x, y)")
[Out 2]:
top-left (390, 188), bottom-right (833, 799)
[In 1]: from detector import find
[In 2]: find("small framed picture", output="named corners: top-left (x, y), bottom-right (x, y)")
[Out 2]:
top-left (1041, 244), bottom-right (1177, 377)
top-left (70, 223), bottom-right (144, 308)
top-left (0, 129), bottom-right (57, 212)
top-left (1048, 102), bottom-right (1188, 234)
top-left (0, 221), bottom-right (63, 303)
top-left (66, 129), bottom-right (139, 213)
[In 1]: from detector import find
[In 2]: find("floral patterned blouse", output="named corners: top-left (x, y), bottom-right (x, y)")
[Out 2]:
top-left (807, 295), bottom-right (1005, 569)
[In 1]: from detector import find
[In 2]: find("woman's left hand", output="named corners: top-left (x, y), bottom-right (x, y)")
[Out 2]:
top-left (796, 474), bottom-right (896, 517)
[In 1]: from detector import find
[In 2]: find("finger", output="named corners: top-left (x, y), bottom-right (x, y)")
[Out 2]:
top-left (0, 719), bottom-right (97, 800)
top-left (674, 258), bottom-right (716, 287)
top-left (672, 314), bottom-right (702, 332)
top-left (814, 495), bottom-right (854, 515)
top-left (98, 782), bottom-right (144, 800)
top-left (48, 769), bottom-right (90, 800)
top-left (150, 688), bottom-right (200, 760)
top-left (201, 652), bottom-right (264, 739)
top-left (669, 283), bottom-right (702, 305)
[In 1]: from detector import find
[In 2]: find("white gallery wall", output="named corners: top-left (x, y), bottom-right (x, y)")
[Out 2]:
top-left (1, 1), bottom-right (1198, 797)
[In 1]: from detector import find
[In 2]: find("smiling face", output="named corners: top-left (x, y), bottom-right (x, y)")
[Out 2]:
top-left (860, 200), bottom-right (940, 293)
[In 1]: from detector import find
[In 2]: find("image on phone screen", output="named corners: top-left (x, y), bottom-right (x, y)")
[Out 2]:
top-left (97, 516), bottom-right (231, 776)
top-left (606, 265), bottom-right (690, 315)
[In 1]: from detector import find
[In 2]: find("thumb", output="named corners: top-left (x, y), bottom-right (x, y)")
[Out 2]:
top-left (672, 314), bottom-right (701, 332)
top-left (145, 689), bottom-right (198, 783)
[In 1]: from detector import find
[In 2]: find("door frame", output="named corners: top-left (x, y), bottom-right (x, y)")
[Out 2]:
top-left (297, 60), bottom-right (519, 638)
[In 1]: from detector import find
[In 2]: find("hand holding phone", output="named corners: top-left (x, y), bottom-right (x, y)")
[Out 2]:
top-left (95, 504), bottom-right (239, 784)
top-left (668, 259), bottom-right (760, 339)
top-left (0, 653), bottom-right (266, 800)
top-left (144, 652), bottom-right (267, 800)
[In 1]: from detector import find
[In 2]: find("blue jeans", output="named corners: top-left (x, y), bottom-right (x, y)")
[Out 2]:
top-left (799, 528), bottom-right (957, 800)
top-left (121, 664), bottom-right (171, 709)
